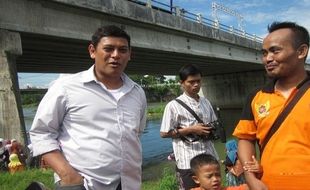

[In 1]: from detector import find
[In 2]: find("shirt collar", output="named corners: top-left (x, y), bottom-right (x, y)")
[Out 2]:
top-left (81, 65), bottom-right (97, 83)
top-left (261, 80), bottom-right (275, 93)
top-left (81, 65), bottom-right (138, 90)
top-left (182, 92), bottom-right (200, 102)
top-left (262, 71), bottom-right (310, 93)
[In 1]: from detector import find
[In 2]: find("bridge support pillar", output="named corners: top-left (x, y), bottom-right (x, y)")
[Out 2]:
top-left (0, 29), bottom-right (26, 145)
top-left (200, 71), bottom-right (267, 135)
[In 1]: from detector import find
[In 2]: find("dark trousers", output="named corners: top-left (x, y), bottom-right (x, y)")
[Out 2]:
top-left (55, 182), bottom-right (86, 190)
top-left (176, 167), bottom-right (199, 190)
top-left (116, 182), bottom-right (122, 190)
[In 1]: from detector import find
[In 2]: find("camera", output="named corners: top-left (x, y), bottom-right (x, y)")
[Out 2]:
top-left (204, 120), bottom-right (226, 143)
top-left (178, 120), bottom-right (226, 143)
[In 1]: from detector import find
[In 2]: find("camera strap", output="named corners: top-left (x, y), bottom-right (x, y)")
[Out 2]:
top-left (175, 99), bottom-right (203, 123)
top-left (175, 98), bottom-right (203, 143)
top-left (260, 77), bottom-right (310, 155)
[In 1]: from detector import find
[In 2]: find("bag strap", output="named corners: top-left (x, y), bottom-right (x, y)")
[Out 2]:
top-left (174, 98), bottom-right (204, 143)
top-left (260, 78), bottom-right (310, 154)
top-left (175, 99), bottom-right (203, 123)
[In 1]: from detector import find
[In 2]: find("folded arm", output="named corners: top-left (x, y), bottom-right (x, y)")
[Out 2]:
top-left (160, 123), bottom-right (211, 138)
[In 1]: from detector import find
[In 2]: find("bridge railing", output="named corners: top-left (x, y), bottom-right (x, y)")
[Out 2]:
top-left (127, 0), bottom-right (263, 43)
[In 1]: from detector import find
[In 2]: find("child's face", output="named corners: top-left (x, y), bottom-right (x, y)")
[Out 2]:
top-left (192, 164), bottom-right (222, 190)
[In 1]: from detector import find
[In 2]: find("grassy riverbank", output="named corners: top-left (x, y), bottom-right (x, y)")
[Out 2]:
top-left (146, 102), bottom-right (166, 120)
top-left (1, 140), bottom-right (229, 190)
top-left (13, 102), bottom-right (232, 189)
top-left (0, 161), bottom-right (177, 190)
top-left (1, 154), bottom-right (228, 190)
top-left (0, 169), bottom-right (54, 190)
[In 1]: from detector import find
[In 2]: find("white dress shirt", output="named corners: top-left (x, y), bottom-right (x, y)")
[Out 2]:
top-left (160, 93), bottom-right (219, 169)
top-left (30, 65), bottom-right (147, 190)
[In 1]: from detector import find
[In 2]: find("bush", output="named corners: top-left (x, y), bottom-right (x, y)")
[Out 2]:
top-left (21, 93), bottom-right (44, 105)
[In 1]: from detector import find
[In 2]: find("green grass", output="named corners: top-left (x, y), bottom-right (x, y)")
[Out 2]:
top-left (147, 102), bottom-right (167, 120)
top-left (0, 163), bottom-right (176, 190)
top-left (0, 138), bottom-right (232, 190)
top-left (142, 168), bottom-right (178, 190)
top-left (142, 161), bottom-right (177, 190)
top-left (0, 168), bottom-right (55, 190)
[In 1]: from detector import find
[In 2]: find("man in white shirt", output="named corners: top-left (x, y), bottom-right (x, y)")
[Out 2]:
top-left (160, 64), bottom-right (219, 190)
top-left (30, 25), bottom-right (147, 190)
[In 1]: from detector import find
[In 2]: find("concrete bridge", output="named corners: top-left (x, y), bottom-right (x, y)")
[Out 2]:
top-left (1, 0), bottom-right (267, 143)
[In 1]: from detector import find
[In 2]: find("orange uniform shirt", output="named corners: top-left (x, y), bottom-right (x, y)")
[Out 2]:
top-left (233, 79), bottom-right (310, 189)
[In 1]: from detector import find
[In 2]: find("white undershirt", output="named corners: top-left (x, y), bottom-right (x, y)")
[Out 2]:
top-left (107, 86), bottom-right (126, 101)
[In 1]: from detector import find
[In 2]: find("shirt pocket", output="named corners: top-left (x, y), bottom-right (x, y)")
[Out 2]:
top-left (122, 109), bottom-right (141, 133)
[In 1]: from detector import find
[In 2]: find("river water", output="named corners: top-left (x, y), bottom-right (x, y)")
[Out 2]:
top-left (23, 107), bottom-right (173, 166)
top-left (23, 106), bottom-right (233, 167)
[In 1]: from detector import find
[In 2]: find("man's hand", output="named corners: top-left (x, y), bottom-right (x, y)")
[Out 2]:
top-left (42, 150), bottom-right (84, 186)
top-left (161, 123), bottom-right (213, 138)
top-left (190, 123), bottom-right (212, 136)
top-left (59, 167), bottom-right (84, 185)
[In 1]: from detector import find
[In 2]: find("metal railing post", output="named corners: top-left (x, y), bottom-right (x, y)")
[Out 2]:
top-left (197, 13), bottom-right (202, 24)
top-left (229, 26), bottom-right (234, 34)
top-left (146, 0), bottom-right (152, 8)
top-left (214, 19), bottom-right (219, 29)
top-left (175, 6), bottom-right (181, 16)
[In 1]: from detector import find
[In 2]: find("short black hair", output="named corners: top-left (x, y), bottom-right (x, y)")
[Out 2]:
top-left (190, 154), bottom-right (220, 175)
top-left (179, 64), bottom-right (202, 81)
top-left (268, 21), bottom-right (309, 49)
top-left (91, 25), bottom-right (131, 48)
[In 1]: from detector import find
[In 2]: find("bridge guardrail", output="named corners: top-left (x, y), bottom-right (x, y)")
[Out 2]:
top-left (127, 0), bottom-right (263, 43)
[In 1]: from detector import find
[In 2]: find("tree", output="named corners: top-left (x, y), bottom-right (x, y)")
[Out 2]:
top-left (128, 74), bottom-right (180, 102)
